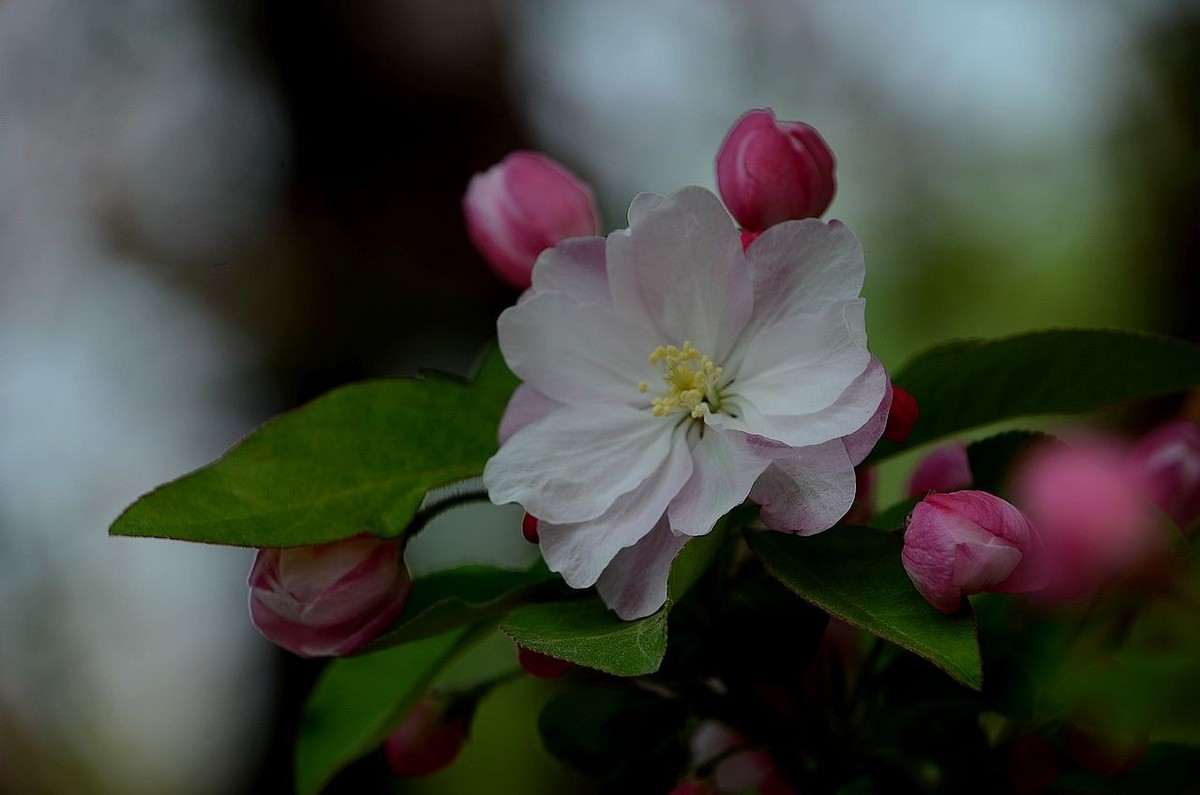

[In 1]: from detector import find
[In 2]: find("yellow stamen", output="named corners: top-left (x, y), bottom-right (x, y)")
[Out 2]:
top-left (643, 340), bottom-right (725, 419)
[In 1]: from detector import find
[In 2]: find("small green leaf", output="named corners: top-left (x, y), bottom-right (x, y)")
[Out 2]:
top-left (110, 348), bottom-right (516, 547)
top-left (747, 527), bottom-right (982, 689)
top-left (868, 329), bottom-right (1200, 463)
top-left (500, 599), bottom-right (668, 677)
top-left (294, 626), bottom-right (487, 795)
top-left (362, 563), bottom-right (556, 652)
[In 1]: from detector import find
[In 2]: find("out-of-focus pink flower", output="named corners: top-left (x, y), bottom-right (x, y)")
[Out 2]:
top-left (1014, 439), bottom-right (1161, 604)
top-left (902, 491), bottom-right (1044, 614)
top-left (716, 108), bottom-right (836, 232)
top-left (463, 151), bottom-right (601, 290)
top-left (689, 721), bottom-right (797, 795)
top-left (383, 697), bottom-right (469, 777)
top-left (907, 443), bottom-right (973, 497)
top-left (1128, 420), bottom-right (1200, 530)
top-left (248, 534), bottom-right (411, 658)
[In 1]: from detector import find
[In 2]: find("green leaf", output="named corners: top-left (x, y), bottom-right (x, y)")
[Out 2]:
top-left (110, 347), bottom-right (516, 547)
top-left (868, 329), bottom-right (1200, 462)
top-left (498, 528), bottom-right (729, 677)
top-left (747, 526), bottom-right (982, 689)
top-left (294, 626), bottom-right (487, 795)
top-left (500, 599), bottom-right (668, 677)
top-left (362, 563), bottom-right (556, 652)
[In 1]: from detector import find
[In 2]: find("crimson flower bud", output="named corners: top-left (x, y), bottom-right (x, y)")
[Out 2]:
top-left (902, 491), bottom-right (1045, 614)
top-left (463, 151), bottom-right (601, 290)
top-left (521, 512), bottom-right (540, 544)
top-left (907, 443), bottom-right (973, 498)
top-left (517, 645), bottom-right (574, 679)
top-left (248, 534), bottom-right (410, 658)
top-left (1128, 420), bottom-right (1200, 530)
top-left (715, 108), bottom-right (836, 232)
top-left (1006, 734), bottom-right (1060, 794)
top-left (669, 779), bottom-right (719, 795)
top-left (883, 385), bottom-right (918, 443)
top-left (383, 697), bottom-right (469, 778)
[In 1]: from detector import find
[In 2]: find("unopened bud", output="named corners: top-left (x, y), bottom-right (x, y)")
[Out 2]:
top-left (716, 108), bottom-right (836, 232)
top-left (517, 645), bottom-right (574, 679)
top-left (248, 534), bottom-right (410, 658)
top-left (521, 512), bottom-right (540, 544)
top-left (383, 697), bottom-right (469, 778)
top-left (902, 491), bottom-right (1045, 614)
top-left (883, 385), bottom-right (918, 443)
top-left (463, 151), bottom-right (601, 290)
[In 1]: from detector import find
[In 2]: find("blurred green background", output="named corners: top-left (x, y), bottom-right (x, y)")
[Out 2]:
top-left (0, 1), bottom-right (1195, 793)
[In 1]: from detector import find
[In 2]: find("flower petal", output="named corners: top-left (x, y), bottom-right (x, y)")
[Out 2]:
top-left (497, 291), bottom-right (659, 405)
top-left (840, 358), bottom-right (892, 465)
top-left (595, 516), bottom-right (690, 619)
top-left (750, 440), bottom-right (857, 534)
top-left (529, 235), bottom-right (611, 305)
top-left (607, 186), bottom-right (752, 360)
top-left (668, 428), bottom-right (775, 536)
top-left (743, 218), bottom-right (866, 335)
top-left (538, 438), bottom-right (695, 588)
top-left (498, 384), bottom-right (563, 444)
top-left (724, 302), bottom-right (883, 448)
top-left (484, 403), bottom-right (677, 524)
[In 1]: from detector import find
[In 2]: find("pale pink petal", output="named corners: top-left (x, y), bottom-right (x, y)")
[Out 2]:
top-left (837, 357), bottom-right (891, 465)
top-left (529, 235), bottom-right (611, 305)
top-left (668, 428), bottom-right (775, 536)
top-left (743, 218), bottom-right (865, 335)
top-left (626, 191), bottom-right (669, 227)
top-left (497, 291), bottom-right (659, 405)
top-left (607, 186), bottom-right (752, 360)
top-left (727, 332), bottom-right (886, 449)
top-left (498, 384), bottom-right (563, 444)
top-left (750, 440), bottom-right (857, 534)
top-left (727, 300), bottom-right (871, 418)
top-left (595, 516), bottom-right (690, 619)
top-left (484, 404), bottom-right (677, 525)
top-left (539, 439), bottom-right (695, 588)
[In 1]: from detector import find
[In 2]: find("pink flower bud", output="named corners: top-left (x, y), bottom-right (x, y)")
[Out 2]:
top-left (1128, 420), bottom-right (1200, 530)
top-left (1013, 438), bottom-right (1162, 604)
top-left (248, 534), bottom-right (411, 658)
top-left (521, 512), bottom-right (540, 544)
top-left (715, 108), bottom-right (836, 232)
top-left (463, 151), bottom-right (601, 290)
top-left (907, 443), bottom-right (973, 498)
top-left (516, 645), bottom-right (574, 679)
top-left (670, 779), bottom-right (719, 795)
top-left (383, 697), bottom-right (469, 778)
top-left (883, 385), bottom-right (919, 443)
top-left (902, 491), bottom-right (1044, 614)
